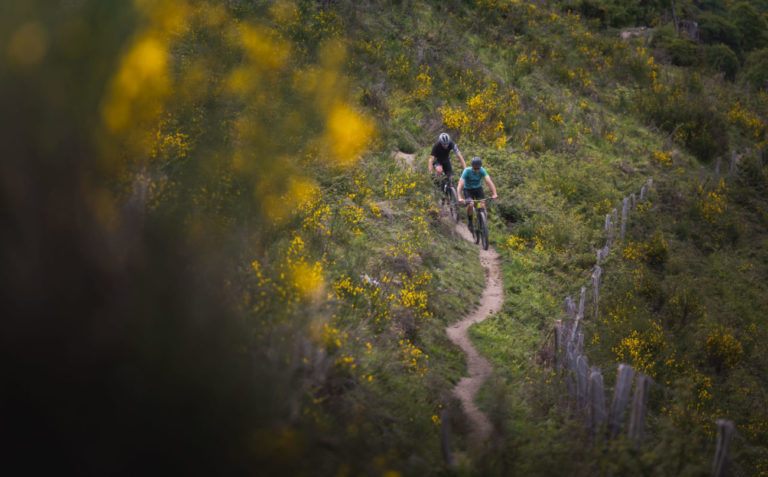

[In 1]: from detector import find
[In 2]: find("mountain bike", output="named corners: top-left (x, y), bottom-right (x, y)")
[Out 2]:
top-left (435, 172), bottom-right (460, 222)
top-left (465, 198), bottom-right (493, 250)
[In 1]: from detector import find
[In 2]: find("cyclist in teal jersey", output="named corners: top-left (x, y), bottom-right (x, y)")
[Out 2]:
top-left (457, 157), bottom-right (498, 231)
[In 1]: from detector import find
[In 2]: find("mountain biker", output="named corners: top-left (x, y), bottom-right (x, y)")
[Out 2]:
top-left (457, 157), bottom-right (498, 231)
top-left (428, 133), bottom-right (466, 189)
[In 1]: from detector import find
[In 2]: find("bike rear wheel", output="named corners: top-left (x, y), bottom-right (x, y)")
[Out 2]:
top-left (479, 209), bottom-right (489, 250)
top-left (447, 187), bottom-right (459, 222)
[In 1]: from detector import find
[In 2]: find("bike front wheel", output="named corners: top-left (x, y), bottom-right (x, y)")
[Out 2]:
top-left (479, 210), bottom-right (489, 250)
top-left (473, 212), bottom-right (481, 244)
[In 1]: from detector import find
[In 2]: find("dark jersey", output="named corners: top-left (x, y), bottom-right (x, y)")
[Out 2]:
top-left (430, 141), bottom-right (461, 174)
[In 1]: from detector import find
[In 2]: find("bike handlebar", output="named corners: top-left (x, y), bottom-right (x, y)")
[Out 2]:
top-left (460, 197), bottom-right (494, 204)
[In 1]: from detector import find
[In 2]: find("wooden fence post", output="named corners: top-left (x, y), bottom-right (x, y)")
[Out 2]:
top-left (576, 355), bottom-right (589, 410)
top-left (608, 364), bottom-right (636, 438)
top-left (620, 198), bottom-right (629, 241)
top-left (592, 266), bottom-right (601, 320)
top-left (576, 333), bottom-right (584, 356)
top-left (554, 321), bottom-right (562, 370)
top-left (712, 419), bottom-right (735, 477)
top-left (589, 368), bottom-right (607, 433)
top-left (440, 408), bottom-right (456, 467)
top-left (628, 374), bottom-right (649, 445)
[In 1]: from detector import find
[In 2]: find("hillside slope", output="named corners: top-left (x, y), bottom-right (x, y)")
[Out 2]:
top-left (3, 0), bottom-right (768, 475)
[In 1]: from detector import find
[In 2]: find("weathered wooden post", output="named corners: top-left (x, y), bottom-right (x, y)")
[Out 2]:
top-left (640, 185), bottom-right (647, 201)
top-left (571, 287), bottom-right (586, 342)
top-left (441, 408), bottom-right (456, 467)
top-left (620, 198), bottom-right (629, 241)
top-left (589, 368), bottom-right (606, 433)
top-left (712, 419), bottom-right (735, 477)
top-left (565, 296), bottom-right (576, 321)
top-left (576, 355), bottom-right (589, 409)
top-left (554, 320), bottom-right (563, 370)
top-left (608, 364), bottom-right (636, 438)
top-left (628, 374), bottom-right (650, 445)
top-left (592, 266), bottom-right (601, 320)
top-left (630, 193), bottom-right (636, 208)
top-left (576, 332), bottom-right (584, 356)
top-left (730, 150), bottom-right (737, 174)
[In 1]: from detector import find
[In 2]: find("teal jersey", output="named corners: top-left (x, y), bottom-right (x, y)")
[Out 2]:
top-left (460, 167), bottom-right (487, 189)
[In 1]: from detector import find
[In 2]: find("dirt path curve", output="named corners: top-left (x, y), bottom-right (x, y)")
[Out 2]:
top-left (446, 222), bottom-right (504, 443)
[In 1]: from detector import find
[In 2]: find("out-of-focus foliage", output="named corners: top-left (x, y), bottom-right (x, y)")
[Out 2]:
top-left (6, 0), bottom-right (768, 475)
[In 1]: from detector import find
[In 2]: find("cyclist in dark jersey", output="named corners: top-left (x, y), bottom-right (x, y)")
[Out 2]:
top-left (457, 157), bottom-right (498, 231)
top-left (428, 133), bottom-right (466, 177)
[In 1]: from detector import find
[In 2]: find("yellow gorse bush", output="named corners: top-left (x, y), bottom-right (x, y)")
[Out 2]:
top-left (102, 0), bottom-right (376, 237)
top-left (612, 320), bottom-right (666, 377)
top-left (697, 179), bottom-right (728, 223)
top-left (705, 328), bottom-right (744, 370)
top-left (439, 83), bottom-right (519, 147)
top-left (399, 338), bottom-right (429, 377)
top-left (728, 101), bottom-right (767, 146)
top-left (412, 65), bottom-right (433, 100)
top-left (652, 150), bottom-right (672, 167)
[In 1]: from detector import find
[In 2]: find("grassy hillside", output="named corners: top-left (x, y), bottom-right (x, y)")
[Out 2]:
top-left (3, 0), bottom-right (768, 475)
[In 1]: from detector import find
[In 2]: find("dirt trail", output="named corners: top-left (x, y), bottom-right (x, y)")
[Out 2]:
top-left (446, 222), bottom-right (504, 443)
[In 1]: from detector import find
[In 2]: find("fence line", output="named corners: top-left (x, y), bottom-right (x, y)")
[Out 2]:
top-left (551, 172), bottom-right (741, 474)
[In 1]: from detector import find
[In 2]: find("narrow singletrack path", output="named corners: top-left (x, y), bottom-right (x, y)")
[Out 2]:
top-left (446, 221), bottom-right (504, 443)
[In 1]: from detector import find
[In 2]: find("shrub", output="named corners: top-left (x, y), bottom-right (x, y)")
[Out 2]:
top-left (666, 288), bottom-right (704, 328)
top-left (638, 86), bottom-right (729, 162)
top-left (572, 0), bottom-right (607, 26)
top-left (654, 30), bottom-right (700, 67)
top-left (743, 48), bottom-right (768, 91)
top-left (697, 12), bottom-right (740, 50)
top-left (703, 43), bottom-right (739, 80)
top-left (729, 2), bottom-right (768, 53)
top-left (704, 328), bottom-right (744, 372)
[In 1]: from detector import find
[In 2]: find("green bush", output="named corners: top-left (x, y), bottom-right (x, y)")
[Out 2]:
top-left (697, 12), bottom-right (740, 51)
top-left (729, 2), bottom-right (768, 53)
top-left (652, 28), bottom-right (700, 67)
top-left (666, 37), bottom-right (700, 67)
top-left (571, 0), bottom-right (607, 26)
top-left (743, 48), bottom-right (768, 90)
top-left (703, 43), bottom-right (740, 80)
top-left (639, 87), bottom-right (729, 162)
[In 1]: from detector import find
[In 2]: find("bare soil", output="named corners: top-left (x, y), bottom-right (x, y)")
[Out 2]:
top-left (445, 221), bottom-right (504, 443)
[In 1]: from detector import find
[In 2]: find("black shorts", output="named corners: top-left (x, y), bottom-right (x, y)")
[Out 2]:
top-left (434, 159), bottom-right (452, 175)
top-left (463, 187), bottom-right (484, 201)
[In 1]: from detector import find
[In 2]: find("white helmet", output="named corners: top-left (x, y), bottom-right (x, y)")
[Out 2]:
top-left (438, 133), bottom-right (451, 145)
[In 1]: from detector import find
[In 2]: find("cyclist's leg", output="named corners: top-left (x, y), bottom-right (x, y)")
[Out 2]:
top-left (464, 188), bottom-right (477, 230)
top-left (475, 187), bottom-right (486, 209)
top-left (433, 165), bottom-right (446, 201)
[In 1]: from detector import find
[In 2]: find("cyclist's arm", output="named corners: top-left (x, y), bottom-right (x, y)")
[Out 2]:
top-left (428, 155), bottom-right (436, 173)
top-left (457, 177), bottom-right (465, 203)
top-left (455, 147), bottom-right (467, 169)
top-left (485, 175), bottom-right (499, 199)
